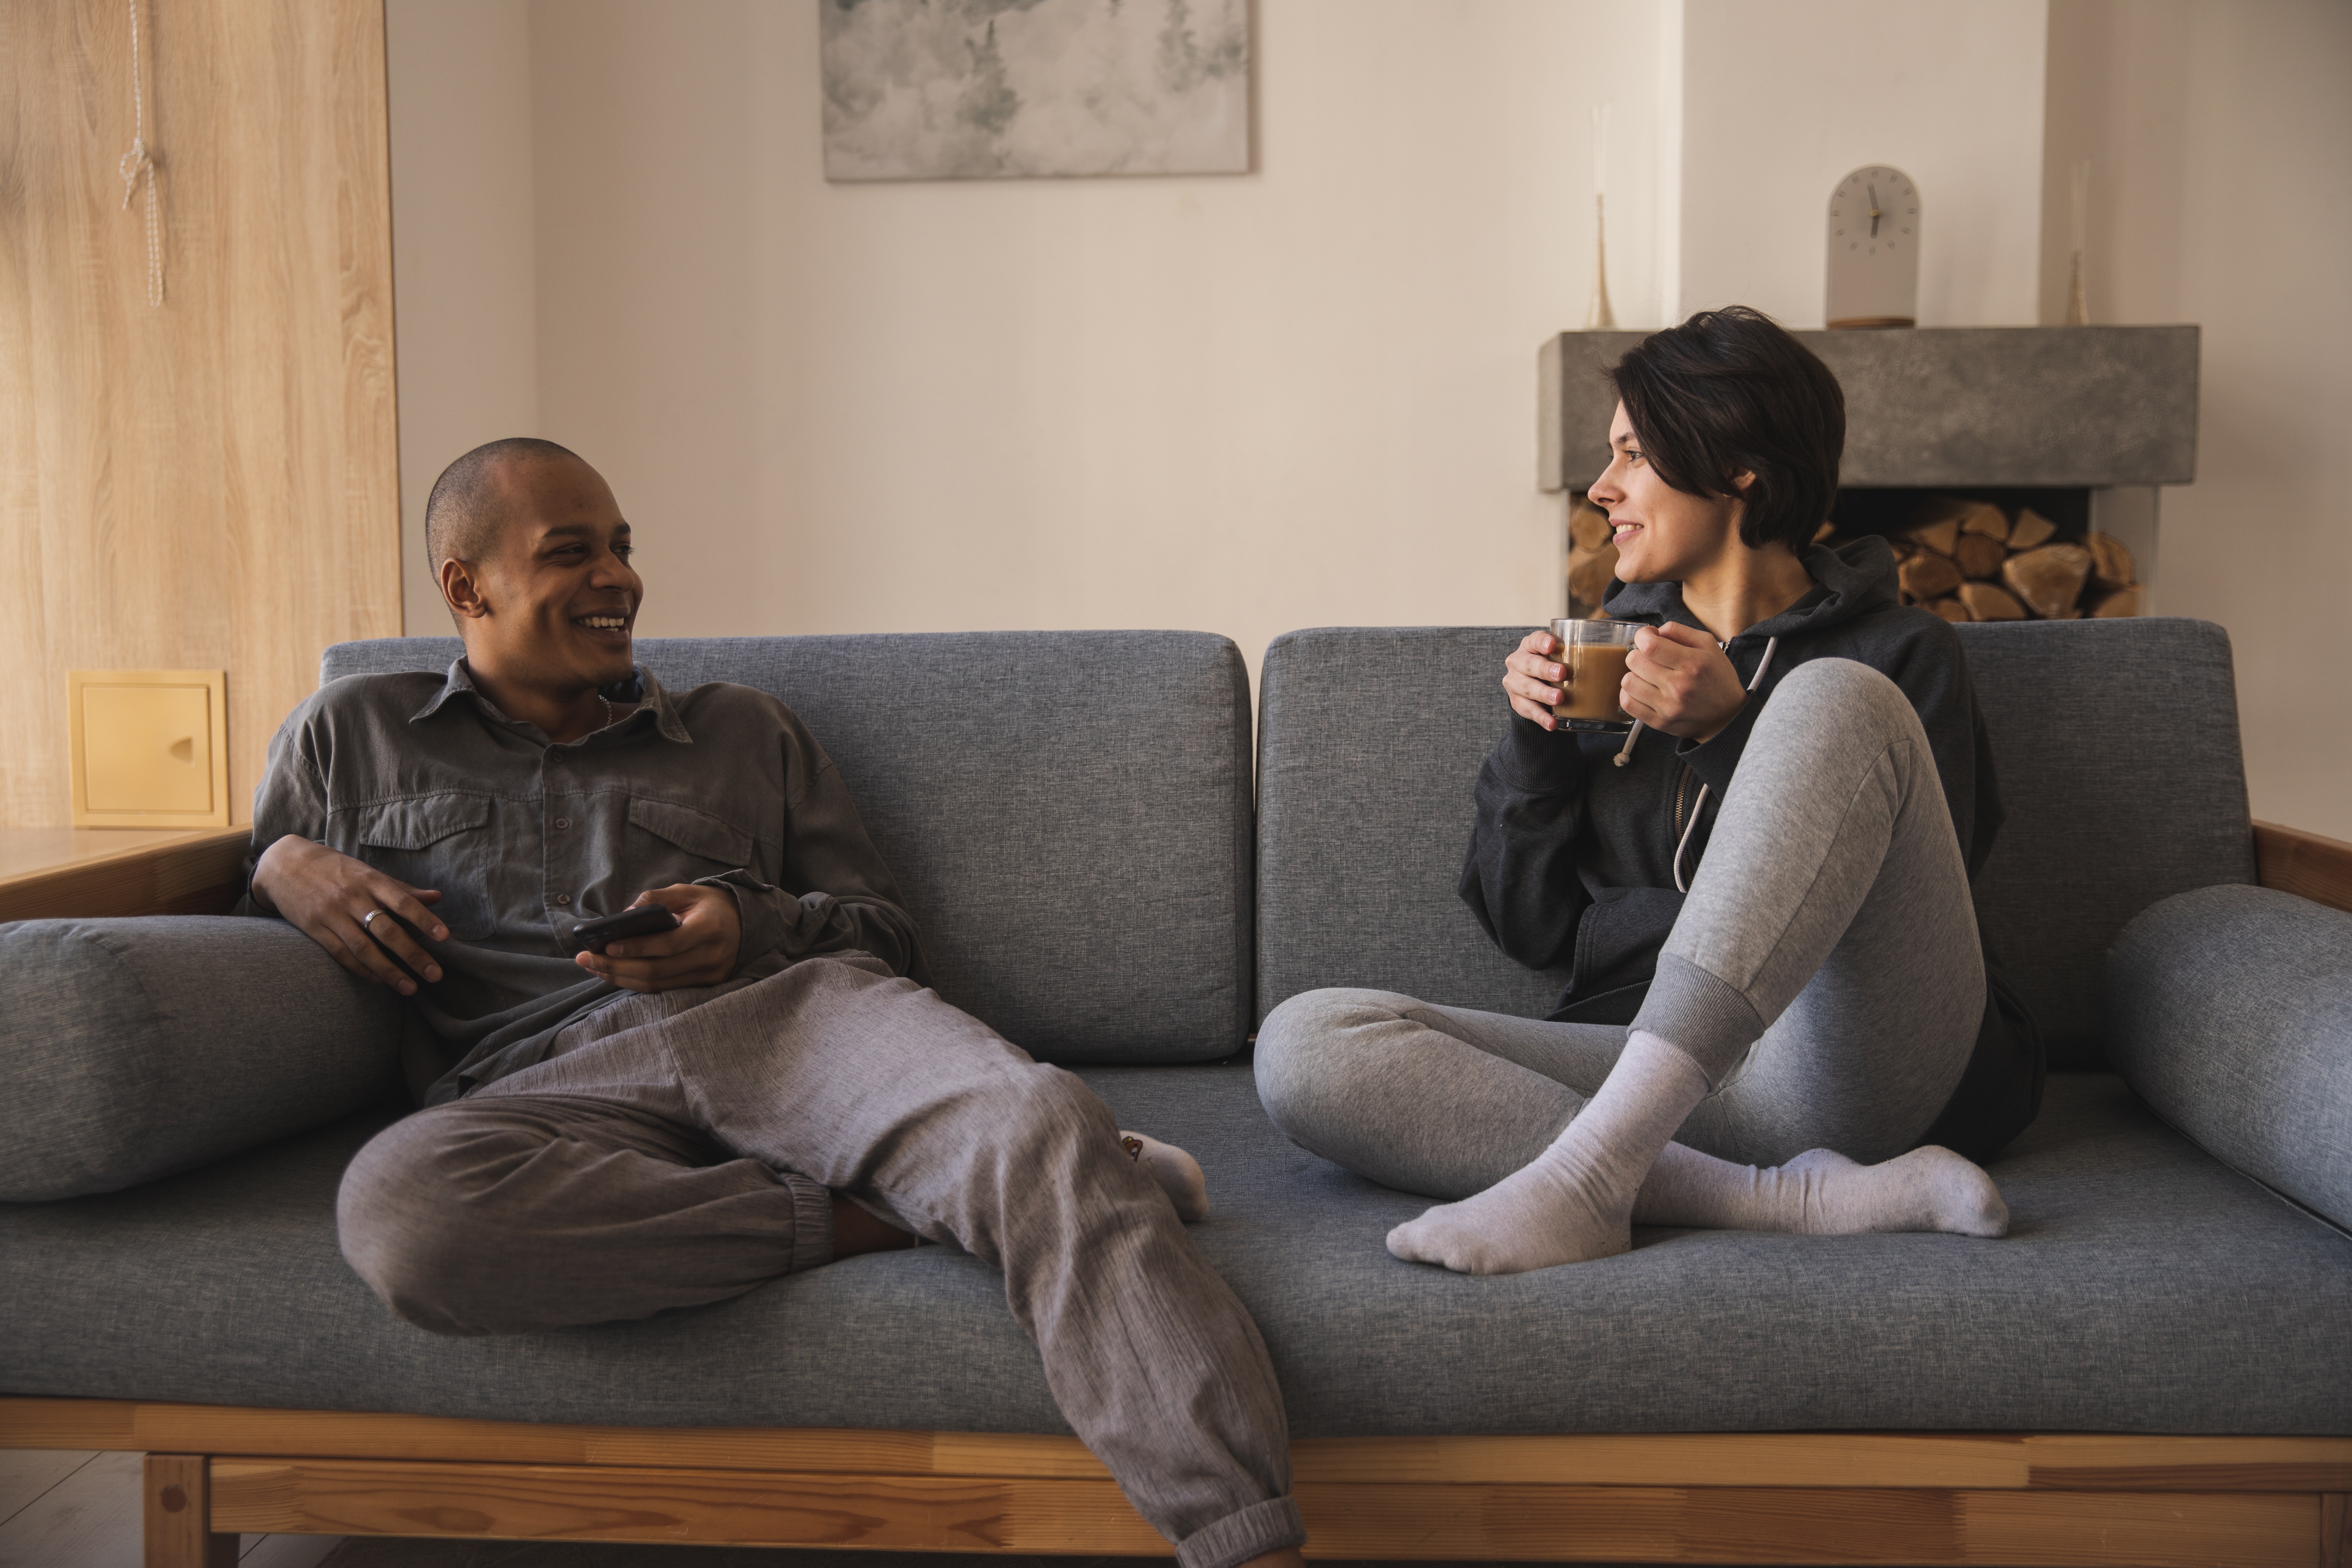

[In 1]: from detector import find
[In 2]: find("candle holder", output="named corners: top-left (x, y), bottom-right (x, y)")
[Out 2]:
top-left (1586, 192), bottom-right (1617, 331)
top-left (1584, 104), bottom-right (1616, 330)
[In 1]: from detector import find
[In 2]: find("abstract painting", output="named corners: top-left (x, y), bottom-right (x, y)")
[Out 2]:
top-left (821, 0), bottom-right (1250, 181)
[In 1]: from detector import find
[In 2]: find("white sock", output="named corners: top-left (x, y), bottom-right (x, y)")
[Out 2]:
top-left (1121, 1131), bottom-right (1209, 1223)
top-left (1387, 1029), bottom-right (1708, 1274)
top-left (1635, 1143), bottom-right (2008, 1237)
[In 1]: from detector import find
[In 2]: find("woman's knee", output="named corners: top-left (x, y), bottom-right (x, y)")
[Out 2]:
top-left (1764, 657), bottom-right (1920, 741)
top-left (1254, 988), bottom-right (1414, 1135)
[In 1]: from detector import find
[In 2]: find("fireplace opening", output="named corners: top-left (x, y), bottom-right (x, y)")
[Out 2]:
top-left (1566, 483), bottom-right (2155, 624)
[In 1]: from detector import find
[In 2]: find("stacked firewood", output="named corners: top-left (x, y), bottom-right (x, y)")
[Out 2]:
top-left (1880, 496), bottom-right (2140, 622)
top-left (1564, 495), bottom-right (2141, 621)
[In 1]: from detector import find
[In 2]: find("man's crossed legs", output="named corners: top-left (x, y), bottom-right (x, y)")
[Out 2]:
top-left (337, 952), bottom-right (1304, 1568)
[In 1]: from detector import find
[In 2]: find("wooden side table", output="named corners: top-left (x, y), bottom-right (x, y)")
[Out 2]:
top-left (0, 826), bottom-right (251, 923)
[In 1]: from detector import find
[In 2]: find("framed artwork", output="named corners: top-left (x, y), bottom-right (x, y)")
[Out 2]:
top-left (821, 0), bottom-right (1250, 181)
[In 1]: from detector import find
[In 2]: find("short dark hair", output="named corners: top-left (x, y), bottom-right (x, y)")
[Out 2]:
top-left (1605, 307), bottom-right (1844, 553)
top-left (424, 436), bottom-right (583, 573)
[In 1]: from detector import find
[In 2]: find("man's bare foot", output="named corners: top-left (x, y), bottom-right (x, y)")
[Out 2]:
top-left (830, 1194), bottom-right (919, 1258)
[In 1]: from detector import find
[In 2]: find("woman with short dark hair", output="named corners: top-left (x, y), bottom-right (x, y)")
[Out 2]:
top-left (1256, 306), bottom-right (2040, 1275)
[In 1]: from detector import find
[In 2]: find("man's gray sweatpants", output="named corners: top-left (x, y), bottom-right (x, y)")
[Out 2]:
top-left (1256, 657), bottom-right (1986, 1195)
top-left (338, 952), bottom-right (1303, 1568)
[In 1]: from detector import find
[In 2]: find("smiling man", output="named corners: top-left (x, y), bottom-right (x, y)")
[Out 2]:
top-left (241, 438), bottom-right (1308, 1568)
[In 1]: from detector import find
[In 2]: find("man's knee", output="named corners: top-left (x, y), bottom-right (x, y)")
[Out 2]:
top-left (337, 1108), bottom-right (533, 1336)
top-left (1254, 988), bottom-right (1410, 1134)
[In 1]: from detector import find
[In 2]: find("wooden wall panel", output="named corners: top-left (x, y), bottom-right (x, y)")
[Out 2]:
top-left (0, 0), bottom-right (400, 828)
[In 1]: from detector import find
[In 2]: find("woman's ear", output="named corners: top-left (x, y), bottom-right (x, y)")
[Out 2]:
top-left (440, 556), bottom-right (491, 620)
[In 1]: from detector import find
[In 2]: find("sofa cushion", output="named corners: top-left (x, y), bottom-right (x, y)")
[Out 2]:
top-left (5, 1070), bottom-right (2346, 1434)
top-left (2108, 883), bottom-right (2352, 1232)
top-left (1254, 621), bottom-right (2258, 1070)
top-left (320, 633), bottom-right (1254, 1065)
top-left (1956, 618), bottom-right (2256, 1068)
top-left (0, 917), bottom-right (404, 1202)
top-left (1255, 628), bottom-right (1571, 1027)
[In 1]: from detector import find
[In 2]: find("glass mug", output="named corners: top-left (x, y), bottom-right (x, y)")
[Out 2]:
top-left (1547, 618), bottom-right (1639, 733)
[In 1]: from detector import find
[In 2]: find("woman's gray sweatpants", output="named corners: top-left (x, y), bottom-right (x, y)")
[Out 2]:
top-left (337, 951), bottom-right (1303, 1568)
top-left (1257, 657), bottom-right (1985, 1196)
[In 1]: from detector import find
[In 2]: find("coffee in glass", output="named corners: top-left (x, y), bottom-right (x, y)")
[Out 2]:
top-left (1548, 617), bottom-right (1640, 732)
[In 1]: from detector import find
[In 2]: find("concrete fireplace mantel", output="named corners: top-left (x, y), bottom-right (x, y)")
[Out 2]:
top-left (1539, 326), bottom-right (2199, 493)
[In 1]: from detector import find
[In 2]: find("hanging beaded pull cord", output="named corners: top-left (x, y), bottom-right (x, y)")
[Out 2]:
top-left (120, 0), bottom-right (163, 308)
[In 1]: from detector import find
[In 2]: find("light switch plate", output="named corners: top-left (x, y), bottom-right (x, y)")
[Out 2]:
top-left (68, 670), bottom-right (232, 828)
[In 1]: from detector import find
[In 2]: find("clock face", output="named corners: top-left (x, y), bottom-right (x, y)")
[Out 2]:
top-left (1825, 165), bottom-right (1921, 328)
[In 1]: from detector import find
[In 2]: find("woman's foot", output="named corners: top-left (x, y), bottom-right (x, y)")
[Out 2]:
top-left (1386, 1030), bottom-right (1709, 1274)
top-left (1634, 1143), bottom-right (2009, 1237)
top-left (1784, 1145), bottom-right (2009, 1236)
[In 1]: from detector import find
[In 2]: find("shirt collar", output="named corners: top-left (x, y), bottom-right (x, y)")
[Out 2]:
top-left (410, 658), bottom-right (694, 745)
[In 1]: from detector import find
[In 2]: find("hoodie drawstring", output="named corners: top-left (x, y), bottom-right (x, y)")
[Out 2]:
top-left (1670, 635), bottom-right (1779, 894)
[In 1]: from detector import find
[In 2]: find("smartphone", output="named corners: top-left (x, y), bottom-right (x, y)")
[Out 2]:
top-left (569, 904), bottom-right (681, 955)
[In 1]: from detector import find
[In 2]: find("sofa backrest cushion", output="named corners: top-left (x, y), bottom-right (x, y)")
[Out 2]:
top-left (320, 632), bottom-right (1253, 1064)
top-left (1956, 618), bottom-right (2255, 1067)
top-left (1256, 628), bottom-right (1573, 1024)
top-left (1255, 620), bottom-right (2255, 1070)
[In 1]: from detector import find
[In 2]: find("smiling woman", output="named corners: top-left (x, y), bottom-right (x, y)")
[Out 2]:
top-left (1257, 305), bottom-right (2043, 1280)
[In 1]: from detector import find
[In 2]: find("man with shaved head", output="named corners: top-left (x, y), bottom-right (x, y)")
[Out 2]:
top-left (243, 440), bottom-right (1308, 1568)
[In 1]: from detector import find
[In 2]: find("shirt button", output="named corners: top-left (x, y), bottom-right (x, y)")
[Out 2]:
top-left (555, 818), bottom-right (570, 830)
top-left (555, 894), bottom-right (572, 906)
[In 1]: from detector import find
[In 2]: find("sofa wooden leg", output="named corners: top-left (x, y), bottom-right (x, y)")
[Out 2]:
top-left (144, 1455), bottom-right (238, 1568)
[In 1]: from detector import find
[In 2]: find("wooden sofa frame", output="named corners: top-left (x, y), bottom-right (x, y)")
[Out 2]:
top-left (5, 820), bottom-right (2350, 1567)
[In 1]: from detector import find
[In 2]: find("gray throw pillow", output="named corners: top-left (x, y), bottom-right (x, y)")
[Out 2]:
top-left (2107, 884), bottom-right (2352, 1232)
top-left (0, 916), bottom-right (405, 1202)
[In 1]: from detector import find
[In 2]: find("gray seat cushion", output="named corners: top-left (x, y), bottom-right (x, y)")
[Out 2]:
top-left (320, 633), bottom-right (1253, 1065)
top-left (2108, 884), bottom-right (2352, 1232)
top-left (5, 1070), bottom-right (2346, 1434)
top-left (0, 917), bottom-right (404, 1202)
top-left (1254, 621), bottom-right (2258, 1070)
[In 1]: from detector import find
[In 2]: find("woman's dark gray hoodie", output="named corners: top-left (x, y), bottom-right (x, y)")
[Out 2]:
top-left (1459, 536), bottom-right (2042, 1162)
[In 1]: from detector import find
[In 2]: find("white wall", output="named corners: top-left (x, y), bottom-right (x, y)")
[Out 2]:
top-left (393, 0), bottom-right (1672, 678)
top-left (386, 0), bottom-right (540, 636)
top-left (387, 0), bottom-right (2351, 839)
top-left (1676, 0), bottom-right (2047, 326)
top-left (2042, 0), bottom-right (2352, 838)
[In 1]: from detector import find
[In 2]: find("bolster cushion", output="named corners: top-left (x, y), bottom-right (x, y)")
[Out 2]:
top-left (2107, 884), bottom-right (2352, 1231)
top-left (0, 916), bottom-right (406, 1202)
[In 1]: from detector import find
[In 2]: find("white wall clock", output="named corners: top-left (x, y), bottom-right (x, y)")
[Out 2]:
top-left (1826, 165), bottom-right (1920, 328)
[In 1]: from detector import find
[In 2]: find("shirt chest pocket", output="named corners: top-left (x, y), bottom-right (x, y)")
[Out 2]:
top-left (626, 797), bottom-right (756, 877)
top-left (356, 794), bottom-right (498, 938)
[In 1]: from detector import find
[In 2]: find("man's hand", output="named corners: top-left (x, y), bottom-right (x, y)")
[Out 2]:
top-left (1621, 621), bottom-right (1749, 742)
top-left (250, 835), bottom-right (448, 996)
top-left (1503, 628), bottom-right (1568, 730)
top-left (575, 883), bottom-right (741, 993)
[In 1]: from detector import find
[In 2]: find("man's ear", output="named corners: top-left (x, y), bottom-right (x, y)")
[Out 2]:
top-left (440, 556), bottom-right (491, 621)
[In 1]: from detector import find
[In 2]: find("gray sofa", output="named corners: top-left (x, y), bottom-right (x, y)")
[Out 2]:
top-left (4, 619), bottom-right (2349, 1566)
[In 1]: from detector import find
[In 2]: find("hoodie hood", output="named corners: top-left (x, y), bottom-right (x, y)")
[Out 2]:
top-left (1601, 536), bottom-right (1902, 646)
